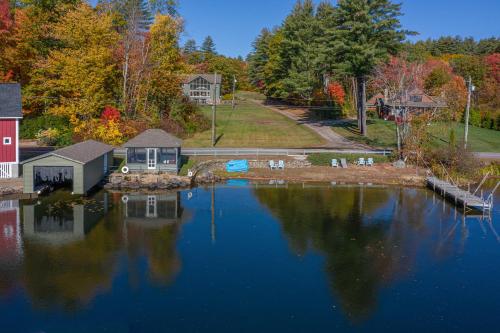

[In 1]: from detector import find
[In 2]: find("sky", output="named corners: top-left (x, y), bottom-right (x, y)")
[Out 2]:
top-left (178, 0), bottom-right (500, 58)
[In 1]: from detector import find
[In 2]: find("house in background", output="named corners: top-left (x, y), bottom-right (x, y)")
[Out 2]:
top-left (0, 83), bottom-right (22, 178)
top-left (368, 88), bottom-right (447, 120)
top-left (181, 74), bottom-right (222, 105)
top-left (123, 129), bottom-right (182, 174)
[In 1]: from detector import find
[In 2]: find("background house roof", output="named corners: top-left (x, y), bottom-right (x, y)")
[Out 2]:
top-left (123, 129), bottom-right (182, 148)
top-left (181, 74), bottom-right (222, 84)
top-left (23, 140), bottom-right (114, 164)
top-left (0, 83), bottom-right (22, 118)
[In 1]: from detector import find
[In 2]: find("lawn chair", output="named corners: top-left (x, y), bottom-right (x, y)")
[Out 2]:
top-left (278, 160), bottom-right (285, 170)
top-left (269, 160), bottom-right (277, 170)
top-left (367, 158), bottom-right (374, 166)
top-left (331, 159), bottom-right (339, 168)
top-left (357, 157), bottom-right (366, 166)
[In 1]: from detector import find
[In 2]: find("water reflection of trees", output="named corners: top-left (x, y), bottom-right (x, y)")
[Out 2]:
top-left (254, 185), bottom-right (432, 322)
top-left (16, 191), bottom-right (185, 310)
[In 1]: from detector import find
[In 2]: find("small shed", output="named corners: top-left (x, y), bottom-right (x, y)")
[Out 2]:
top-left (123, 129), bottom-right (182, 174)
top-left (22, 140), bottom-right (114, 195)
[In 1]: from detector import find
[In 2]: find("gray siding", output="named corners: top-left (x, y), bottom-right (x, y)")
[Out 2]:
top-left (23, 155), bottom-right (83, 194)
top-left (82, 151), bottom-right (112, 193)
top-left (22, 151), bottom-right (112, 195)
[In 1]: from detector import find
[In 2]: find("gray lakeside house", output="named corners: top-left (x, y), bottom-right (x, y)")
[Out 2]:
top-left (181, 74), bottom-right (222, 105)
top-left (123, 129), bottom-right (182, 174)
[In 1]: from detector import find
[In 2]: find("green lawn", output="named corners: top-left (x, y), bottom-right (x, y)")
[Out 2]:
top-left (182, 100), bottom-right (324, 148)
top-left (332, 119), bottom-right (500, 152)
top-left (332, 119), bottom-right (398, 148)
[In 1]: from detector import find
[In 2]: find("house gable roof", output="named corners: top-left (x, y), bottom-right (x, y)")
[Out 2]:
top-left (22, 140), bottom-right (114, 165)
top-left (181, 74), bottom-right (222, 85)
top-left (0, 83), bottom-right (22, 118)
top-left (123, 129), bottom-right (182, 148)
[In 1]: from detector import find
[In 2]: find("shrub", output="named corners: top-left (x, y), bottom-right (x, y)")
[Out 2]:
top-left (468, 108), bottom-right (482, 127)
top-left (168, 98), bottom-right (210, 135)
top-left (20, 114), bottom-right (71, 140)
top-left (36, 128), bottom-right (61, 146)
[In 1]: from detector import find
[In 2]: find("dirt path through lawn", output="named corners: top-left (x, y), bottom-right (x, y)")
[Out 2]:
top-left (251, 99), bottom-right (368, 149)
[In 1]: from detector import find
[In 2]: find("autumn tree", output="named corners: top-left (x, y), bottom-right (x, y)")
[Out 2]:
top-left (33, 3), bottom-right (120, 131)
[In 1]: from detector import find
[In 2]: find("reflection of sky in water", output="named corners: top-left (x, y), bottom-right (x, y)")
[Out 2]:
top-left (0, 185), bottom-right (498, 332)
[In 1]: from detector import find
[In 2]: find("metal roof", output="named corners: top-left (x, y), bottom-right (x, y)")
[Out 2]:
top-left (0, 83), bottom-right (22, 118)
top-left (181, 74), bottom-right (222, 84)
top-left (22, 140), bottom-right (114, 165)
top-left (123, 129), bottom-right (182, 148)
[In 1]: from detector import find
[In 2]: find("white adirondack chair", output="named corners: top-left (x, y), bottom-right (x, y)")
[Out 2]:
top-left (269, 160), bottom-right (277, 170)
top-left (278, 160), bottom-right (285, 169)
top-left (367, 158), bottom-right (374, 166)
top-left (357, 158), bottom-right (366, 166)
top-left (331, 159), bottom-right (339, 168)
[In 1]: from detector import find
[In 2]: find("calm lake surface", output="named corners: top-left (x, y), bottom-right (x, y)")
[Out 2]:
top-left (0, 182), bottom-right (499, 332)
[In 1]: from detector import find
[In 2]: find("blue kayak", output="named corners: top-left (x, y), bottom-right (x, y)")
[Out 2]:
top-left (226, 160), bottom-right (249, 173)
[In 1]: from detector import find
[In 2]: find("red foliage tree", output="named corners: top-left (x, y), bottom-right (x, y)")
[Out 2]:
top-left (101, 106), bottom-right (121, 123)
top-left (0, 0), bottom-right (13, 33)
top-left (327, 82), bottom-right (345, 105)
top-left (484, 53), bottom-right (500, 84)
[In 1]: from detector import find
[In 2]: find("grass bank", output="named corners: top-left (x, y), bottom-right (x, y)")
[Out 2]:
top-left (182, 100), bottom-right (324, 148)
top-left (308, 153), bottom-right (390, 166)
top-left (332, 119), bottom-right (500, 152)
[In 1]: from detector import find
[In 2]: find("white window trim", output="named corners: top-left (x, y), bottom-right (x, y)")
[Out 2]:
top-left (3, 137), bottom-right (12, 145)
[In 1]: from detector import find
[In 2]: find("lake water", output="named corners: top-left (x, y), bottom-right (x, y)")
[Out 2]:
top-left (0, 183), bottom-right (499, 332)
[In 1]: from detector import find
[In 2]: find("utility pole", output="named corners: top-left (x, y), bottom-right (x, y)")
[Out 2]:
top-left (211, 72), bottom-right (217, 147)
top-left (231, 75), bottom-right (237, 110)
top-left (464, 76), bottom-right (473, 150)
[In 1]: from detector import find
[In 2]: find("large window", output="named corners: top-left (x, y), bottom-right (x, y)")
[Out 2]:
top-left (410, 95), bottom-right (423, 103)
top-left (127, 148), bottom-right (147, 164)
top-left (190, 77), bottom-right (211, 94)
top-left (158, 148), bottom-right (177, 165)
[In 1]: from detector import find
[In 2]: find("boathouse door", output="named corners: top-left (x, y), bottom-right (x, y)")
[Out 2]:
top-left (147, 149), bottom-right (157, 170)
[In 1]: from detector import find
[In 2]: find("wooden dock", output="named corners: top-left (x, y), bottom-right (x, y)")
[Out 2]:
top-left (427, 177), bottom-right (492, 212)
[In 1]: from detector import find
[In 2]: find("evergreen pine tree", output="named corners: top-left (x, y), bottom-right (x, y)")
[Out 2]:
top-left (183, 39), bottom-right (197, 54)
top-left (280, 0), bottom-right (320, 101)
top-left (333, 0), bottom-right (407, 136)
top-left (201, 35), bottom-right (216, 55)
top-left (248, 28), bottom-right (272, 92)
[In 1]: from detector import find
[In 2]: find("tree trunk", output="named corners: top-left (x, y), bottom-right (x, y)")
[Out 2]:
top-left (356, 76), bottom-right (367, 136)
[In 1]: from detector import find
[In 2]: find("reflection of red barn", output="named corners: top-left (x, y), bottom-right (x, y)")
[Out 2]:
top-left (0, 200), bottom-right (22, 264)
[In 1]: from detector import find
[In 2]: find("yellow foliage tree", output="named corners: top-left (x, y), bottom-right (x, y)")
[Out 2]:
top-left (33, 3), bottom-right (119, 129)
top-left (138, 14), bottom-right (185, 119)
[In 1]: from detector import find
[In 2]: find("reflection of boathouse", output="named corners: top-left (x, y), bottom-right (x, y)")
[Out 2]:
top-left (123, 193), bottom-right (182, 228)
top-left (23, 194), bottom-right (108, 245)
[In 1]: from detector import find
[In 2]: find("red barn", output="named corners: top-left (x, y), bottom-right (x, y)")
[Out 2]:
top-left (0, 83), bottom-right (22, 178)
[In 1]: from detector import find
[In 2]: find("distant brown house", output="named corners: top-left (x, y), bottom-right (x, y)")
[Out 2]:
top-left (368, 88), bottom-right (447, 120)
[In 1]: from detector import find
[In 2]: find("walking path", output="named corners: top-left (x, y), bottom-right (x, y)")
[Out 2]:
top-left (251, 99), bottom-right (368, 149)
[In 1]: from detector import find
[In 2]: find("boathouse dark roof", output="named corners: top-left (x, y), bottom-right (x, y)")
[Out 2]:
top-left (123, 129), bottom-right (182, 148)
top-left (0, 83), bottom-right (23, 118)
top-left (22, 140), bottom-right (114, 164)
top-left (53, 140), bottom-right (114, 163)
